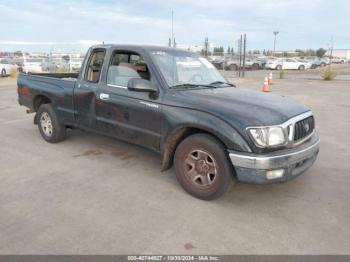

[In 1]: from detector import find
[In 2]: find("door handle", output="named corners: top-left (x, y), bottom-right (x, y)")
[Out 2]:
top-left (99, 93), bottom-right (110, 100)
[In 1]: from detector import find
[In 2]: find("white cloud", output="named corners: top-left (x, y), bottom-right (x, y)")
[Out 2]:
top-left (0, 0), bottom-right (349, 51)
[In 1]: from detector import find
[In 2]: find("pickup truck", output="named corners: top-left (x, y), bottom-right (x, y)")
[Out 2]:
top-left (17, 44), bottom-right (320, 200)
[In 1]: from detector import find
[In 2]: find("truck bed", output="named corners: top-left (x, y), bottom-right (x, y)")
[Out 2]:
top-left (18, 72), bottom-right (78, 124)
top-left (28, 72), bottom-right (79, 80)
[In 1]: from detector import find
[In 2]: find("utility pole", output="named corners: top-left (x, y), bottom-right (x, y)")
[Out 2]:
top-left (273, 31), bottom-right (279, 55)
top-left (242, 34), bottom-right (246, 77)
top-left (329, 36), bottom-right (334, 68)
top-left (204, 37), bottom-right (209, 57)
top-left (238, 35), bottom-right (242, 77)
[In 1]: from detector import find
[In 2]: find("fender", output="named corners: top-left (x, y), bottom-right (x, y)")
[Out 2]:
top-left (160, 107), bottom-right (251, 171)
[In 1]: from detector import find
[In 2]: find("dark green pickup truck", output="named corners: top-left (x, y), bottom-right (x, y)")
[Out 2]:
top-left (17, 44), bottom-right (319, 200)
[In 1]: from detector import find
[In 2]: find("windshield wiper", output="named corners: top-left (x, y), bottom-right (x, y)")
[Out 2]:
top-left (209, 81), bottom-right (236, 87)
top-left (170, 83), bottom-right (216, 89)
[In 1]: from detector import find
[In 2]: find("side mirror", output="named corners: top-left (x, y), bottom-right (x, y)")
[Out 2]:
top-left (127, 78), bottom-right (157, 93)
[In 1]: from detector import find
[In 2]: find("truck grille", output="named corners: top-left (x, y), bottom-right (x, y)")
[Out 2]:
top-left (294, 116), bottom-right (315, 141)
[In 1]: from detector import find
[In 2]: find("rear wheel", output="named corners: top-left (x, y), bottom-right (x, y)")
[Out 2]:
top-left (1, 69), bottom-right (6, 77)
top-left (174, 134), bottom-right (233, 200)
top-left (298, 65), bottom-right (305, 70)
top-left (37, 104), bottom-right (66, 143)
top-left (276, 65), bottom-right (282, 70)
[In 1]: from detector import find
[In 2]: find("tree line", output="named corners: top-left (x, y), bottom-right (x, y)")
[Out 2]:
top-left (201, 47), bottom-right (327, 58)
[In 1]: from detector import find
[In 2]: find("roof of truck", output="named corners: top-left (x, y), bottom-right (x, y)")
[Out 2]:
top-left (90, 44), bottom-right (192, 53)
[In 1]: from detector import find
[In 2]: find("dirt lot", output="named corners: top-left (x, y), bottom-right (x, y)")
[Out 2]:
top-left (0, 66), bottom-right (350, 254)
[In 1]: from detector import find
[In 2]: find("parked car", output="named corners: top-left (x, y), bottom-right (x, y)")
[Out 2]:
top-left (331, 57), bottom-right (346, 64)
top-left (224, 58), bottom-right (239, 70)
top-left (15, 58), bottom-right (43, 73)
top-left (295, 58), bottom-right (313, 69)
top-left (312, 57), bottom-right (330, 67)
top-left (302, 57), bottom-right (320, 69)
top-left (17, 45), bottom-right (319, 200)
top-left (265, 58), bottom-right (309, 70)
top-left (244, 58), bottom-right (261, 70)
top-left (224, 57), bottom-right (262, 71)
top-left (255, 57), bottom-right (268, 69)
top-left (301, 57), bottom-right (328, 68)
top-left (0, 58), bottom-right (18, 77)
top-left (211, 58), bottom-right (225, 70)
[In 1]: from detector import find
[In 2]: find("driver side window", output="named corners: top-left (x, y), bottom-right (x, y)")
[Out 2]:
top-left (107, 51), bottom-right (150, 88)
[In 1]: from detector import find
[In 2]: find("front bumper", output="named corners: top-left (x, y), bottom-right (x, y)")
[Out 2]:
top-left (228, 133), bottom-right (320, 184)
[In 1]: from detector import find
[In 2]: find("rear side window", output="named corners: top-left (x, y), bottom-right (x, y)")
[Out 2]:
top-left (85, 49), bottom-right (105, 83)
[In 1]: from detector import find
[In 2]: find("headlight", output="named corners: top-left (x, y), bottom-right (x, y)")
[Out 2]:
top-left (248, 126), bottom-right (286, 147)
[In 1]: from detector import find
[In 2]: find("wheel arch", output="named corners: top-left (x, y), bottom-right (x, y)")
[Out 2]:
top-left (160, 124), bottom-right (249, 171)
top-left (33, 94), bottom-right (52, 111)
top-left (33, 95), bottom-right (52, 124)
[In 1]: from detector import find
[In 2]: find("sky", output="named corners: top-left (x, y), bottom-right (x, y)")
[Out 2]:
top-left (0, 0), bottom-right (349, 53)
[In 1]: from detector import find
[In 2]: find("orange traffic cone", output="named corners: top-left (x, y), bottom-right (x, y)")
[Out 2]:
top-left (268, 72), bottom-right (273, 85)
top-left (262, 77), bottom-right (270, 92)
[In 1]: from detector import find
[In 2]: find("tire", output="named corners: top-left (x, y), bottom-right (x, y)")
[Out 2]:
top-left (1, 69), bottom-right (6, 77)
top-left (298, 65), bottom-right (305, 70)
top-left (174, 133), bottom-right (233, 200)
top-left (37, 104), bottom-right (66, 143)
top-left (276, 65), bottom-right (282, 70)
top-left (229, 64), bottom-right (238, 71)
top-left (320, 63), bottom-right (326, 67)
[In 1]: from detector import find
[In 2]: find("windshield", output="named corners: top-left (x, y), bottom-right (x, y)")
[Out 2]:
top-left (150, 50), bottom-right (227, 88)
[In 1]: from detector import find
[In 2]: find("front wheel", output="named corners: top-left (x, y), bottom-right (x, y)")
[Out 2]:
top-left (174, 134), bottom-right (233, 200)
top-left (1, 69), bottom-right (6, 77)
top-left (276, 65), bottom-right (282, 70)
top-left (298, 65), bottom-right (305, 70)
top-left (37, 104), bottom-right (66, 143)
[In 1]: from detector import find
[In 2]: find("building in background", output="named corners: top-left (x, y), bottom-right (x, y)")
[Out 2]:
top-left (326, 49), bottom-right (350, 59)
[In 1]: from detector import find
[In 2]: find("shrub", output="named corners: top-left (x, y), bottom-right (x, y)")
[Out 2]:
top-left (321, 67), bottom-right (337, 81)
top-left (279, 69), bottom-right (286, 79)
top-left (56, 66), bottom-right (68, 73)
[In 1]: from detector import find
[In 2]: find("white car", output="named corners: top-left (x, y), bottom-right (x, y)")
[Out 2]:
top-left (296, 58), bottom-right (313, 69)
top-left (265, 58), bottom-right (308, 70)
top-left (15, 58), bottom-right (43, 73)
top-left (0, 58), bottom-right (18, 77)
top-left (331, 57), bottom-right (346, 64)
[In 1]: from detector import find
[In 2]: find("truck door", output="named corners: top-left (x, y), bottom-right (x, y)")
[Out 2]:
top-left (95, 49), bottom-right (162, 151)
top-left (74, 48), bottom-right (106, 129)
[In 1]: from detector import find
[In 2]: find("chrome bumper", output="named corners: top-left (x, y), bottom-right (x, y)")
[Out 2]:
top-left (228, 133), bottom-right (320, 184)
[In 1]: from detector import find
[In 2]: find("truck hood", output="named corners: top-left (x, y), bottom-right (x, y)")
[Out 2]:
top-left (165, 87), bottom-right (310, 129)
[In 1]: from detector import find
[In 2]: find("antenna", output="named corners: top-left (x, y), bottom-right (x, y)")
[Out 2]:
top-left (171, 10), bottom-right (174, 47)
